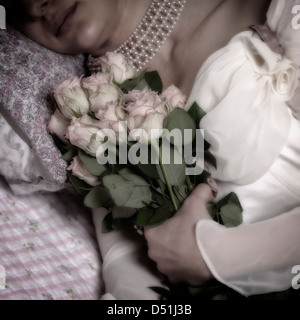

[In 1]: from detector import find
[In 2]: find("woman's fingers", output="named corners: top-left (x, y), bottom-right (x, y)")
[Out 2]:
top-left (177, 183), bottom-right (214, 221)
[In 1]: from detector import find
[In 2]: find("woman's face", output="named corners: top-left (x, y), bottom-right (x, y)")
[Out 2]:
top-left (10, 0), bottom-right (117, 54)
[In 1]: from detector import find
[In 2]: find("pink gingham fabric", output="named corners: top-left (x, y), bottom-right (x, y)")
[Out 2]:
top-left (0, 178), bottom-right (103, 300)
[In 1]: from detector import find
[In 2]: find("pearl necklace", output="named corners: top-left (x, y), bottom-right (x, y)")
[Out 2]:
top-left (88, 0), bottom-right (187, 74)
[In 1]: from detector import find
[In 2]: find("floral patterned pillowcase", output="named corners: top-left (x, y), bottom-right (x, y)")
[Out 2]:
top-left (0, 26), bottom-right (85, 193)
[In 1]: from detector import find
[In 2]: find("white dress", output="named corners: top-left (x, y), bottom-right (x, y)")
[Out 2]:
top-left (93, 0), bottom-right (300, 298)
top-left (187, 0), bottom-right (300, 296)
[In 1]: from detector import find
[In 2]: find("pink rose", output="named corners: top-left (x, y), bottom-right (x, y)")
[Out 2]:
top-left (130, 112), bottom-right (166, 142)
top-left (100, 52), bottom-right (135, 84)
top-left (126, 88), bottom-right (167, 118)
top-left (96, 102), bottom-right (126, 133)
top-left (47, 109), bottom-right (70, 144)
top-left (65, 115), bottom-right (103, 156)
top-left (125, 88), bottom-right (167, 142)
top-left (54, 76), bottom-right (90, 119)
top-left (81, 73), bottom-right (111, 95)
top-left (68, 156), bottom-right (101, 186)
top-left (88, 83), bottom-right (120, 113)
top-left (81, 73), bottom-right (120, 113)
top-left (160, 85), bottom-right (187, 109)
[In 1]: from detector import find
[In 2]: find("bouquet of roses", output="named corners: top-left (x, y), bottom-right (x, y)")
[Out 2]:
top-left (47, 52), bottom-right (300, 301)
top-left (48, 52), bottom-right (245, 300)
top-left (48, 52), bottom-right (243, 234)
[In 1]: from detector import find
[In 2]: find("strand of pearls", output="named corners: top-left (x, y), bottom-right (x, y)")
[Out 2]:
top-left (88, 0), bottom-right (186, 74)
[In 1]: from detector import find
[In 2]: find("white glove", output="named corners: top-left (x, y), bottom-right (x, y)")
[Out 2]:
top-left (93, 208), bottom-right (163, 300)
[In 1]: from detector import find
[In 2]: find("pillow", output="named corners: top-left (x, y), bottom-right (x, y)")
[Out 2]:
top-left (0, 27), bottom-right (103, 300)
top-left (0, 26), bottom-right (85, 192)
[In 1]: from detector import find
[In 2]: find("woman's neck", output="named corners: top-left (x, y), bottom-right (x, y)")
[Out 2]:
top-left (91, 0), bottom-right (152, 56)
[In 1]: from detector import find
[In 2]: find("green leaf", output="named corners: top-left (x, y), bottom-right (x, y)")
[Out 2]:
top-left (101, 212), bottom-right (128, 233)
top-left (150, 186), bottom-right (167, 207)
top-left (119, 169), bottom-right (153, 208)
top-left (110, 218), bottom-right (128, 231)
top-left (61, 147), bottom-right (77, 162)
top-left (99, 168), bottom-right (113, 179)
top-left (136, 163), bottom-right (160, 179)
top-left (204, 151), bottom-right (217, 169)
top-left (120, 71), bottom-right (146, 93)
top-left (157, 180), bottom-right (167, 195)
top-left (187, 103), bottom-right (212, 151)
top-left (147, 200), bottom-right (174, 226)
top-left (135, 206), bottom-right (157, 227)
top-left (102, 174), bottom-right (133, 207)
top-left (101, 211), bottom-right (114, 233)
top-left (68, 173), bottom-right (92, 196)
top-left (173, 185), bottom-right (189, 205)
top-left (112, 205), bottom-right (136, 219)
top-left (78, 149), bottom-right (108, 176)
top-left (135, 199), bottom-right (174, 228)
top-left (156, 144), bottom-right (186, 187)
top-left (132, 78), bottom-right (148, 91)
top-left (108, 163), bottom-right (127, 174)
top-left (149, 286), bottom-right (172, 299)
top-left (194, 170), bottom-right (211, 185)
top-left (187, 102), bottom-right (207, 128)
top-left (206, 203), bottom-right (219, 221)
top-left (120, 70), bottom-right (163, 93)
top-left (102, 169), bottom-right (152, 209)
top-left (217, 193), bottom-right (243, 228)
top-left (72, 109), bottom-right (83, 118)
top-left (219, 204), bottom-right (243, 228)
top-left (204, 139), bottom-right (211, 151)
top-left (217, 192), bottom-right (241, 210)
top-left (144, 71), bottom-right (163, 94)
top-left (163, 108), bottom-right (196, 146)
top-left (84, 187), bottom-right (113, 209)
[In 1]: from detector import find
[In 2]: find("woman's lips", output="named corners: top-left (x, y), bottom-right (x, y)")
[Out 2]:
top-left (56, 3), bottom-right (78, 37)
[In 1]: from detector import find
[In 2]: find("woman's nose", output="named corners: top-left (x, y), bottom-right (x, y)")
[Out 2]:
top-left (23, 0), bottom-right (50, 19)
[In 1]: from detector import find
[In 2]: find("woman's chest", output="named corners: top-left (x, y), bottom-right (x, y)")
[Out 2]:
top-left (148, 0), bottom-right (271, 95)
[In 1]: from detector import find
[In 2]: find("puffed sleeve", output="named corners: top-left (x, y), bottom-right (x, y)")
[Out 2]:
top-left (188, 0), bottom-right (300, 296)
top-left (186, 30), bottom-right (299, 185)
top-left (196, 207), bottom-right (300, 296)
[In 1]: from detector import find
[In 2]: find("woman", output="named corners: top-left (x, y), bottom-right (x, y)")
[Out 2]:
top-left (6, 0), bottom-right (300, 298)
top-left (8, 0), bottom-right (271, 94)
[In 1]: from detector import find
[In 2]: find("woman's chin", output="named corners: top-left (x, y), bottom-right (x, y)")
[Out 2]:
top-left (70, 22), bottom-right (104, 55)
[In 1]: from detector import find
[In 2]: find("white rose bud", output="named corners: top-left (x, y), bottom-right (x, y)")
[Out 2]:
top-left (89, 83), bottom-right (120, 113)
top-left (160, 85), bottom-right (187, 109)
top-left (100, 52), bottom-right (135, 84)
top-left (54, 76), bottom-right (90, 119)
top-left (65, 115), bottom-right (103, 156)
top-left (130, 112), bottom-right (165, 143)
top-left (47, 109), bottom-right (70, 144)
top-left (126, 88), bottom-right (167, 143)
top-left (68, 156), bottom-right (101, 186)
top-left (81, 73), bottom-right (111, 95)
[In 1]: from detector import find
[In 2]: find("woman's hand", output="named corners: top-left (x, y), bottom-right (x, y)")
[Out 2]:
top-left (144, 184), bottom-right (215, 286)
